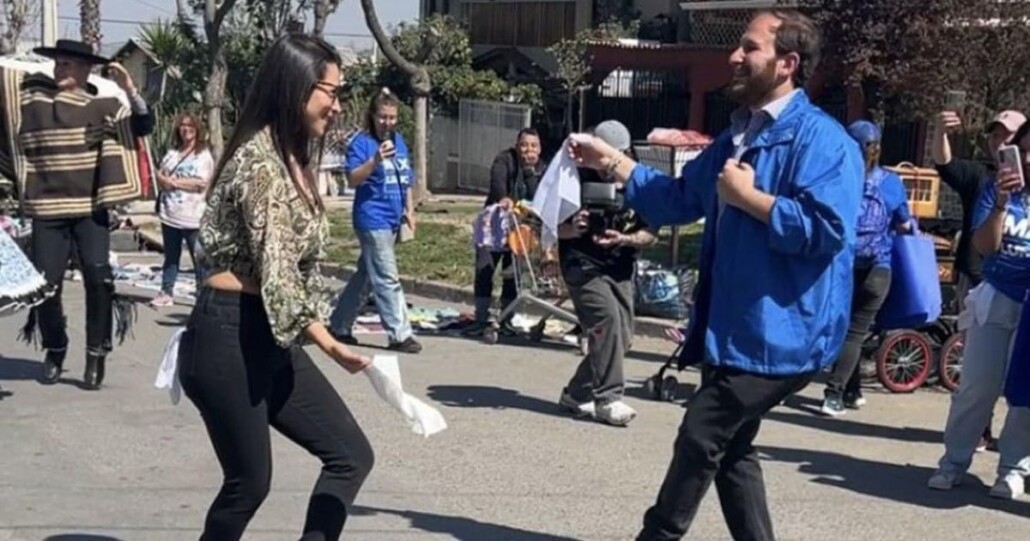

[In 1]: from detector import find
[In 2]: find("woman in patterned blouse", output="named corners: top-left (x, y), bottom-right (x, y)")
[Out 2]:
top-left (177, 34), bottom-right (373, 541)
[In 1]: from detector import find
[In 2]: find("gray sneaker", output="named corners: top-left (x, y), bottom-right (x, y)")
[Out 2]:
top-left (927, 468), bottom-right (963, 491)
top-left (820, 394), bottom-right (846, 417)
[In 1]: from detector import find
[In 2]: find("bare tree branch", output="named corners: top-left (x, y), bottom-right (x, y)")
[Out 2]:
top-left (359, 0), bottom-right (420, 77)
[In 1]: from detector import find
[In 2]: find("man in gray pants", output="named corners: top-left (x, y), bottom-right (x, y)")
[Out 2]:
top-left (557, 120), bottom-right (656, 426)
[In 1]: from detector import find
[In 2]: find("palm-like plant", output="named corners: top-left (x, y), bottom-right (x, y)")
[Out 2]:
top-left (79, 0), bottom-right (102, 53)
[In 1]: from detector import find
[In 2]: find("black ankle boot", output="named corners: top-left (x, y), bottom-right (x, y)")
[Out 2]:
top-left (40, 349), bottom-right (66, 385)
top-left (83, 353), bottom-right (106, 390)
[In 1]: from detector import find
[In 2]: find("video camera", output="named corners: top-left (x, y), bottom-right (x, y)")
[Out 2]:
top-left (580, 182), bottom-right (628, 236)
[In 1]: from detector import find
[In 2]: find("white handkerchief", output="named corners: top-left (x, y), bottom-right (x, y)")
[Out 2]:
top-left (530, 134), bottom-right (589, 250)
top-left (364, 355), bottom-right (447, 437)
top-left (155, 328), bottom-right (185, 405)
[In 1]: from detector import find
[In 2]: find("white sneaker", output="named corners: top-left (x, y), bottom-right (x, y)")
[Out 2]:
top-left (927, 468), bottom-right (963, 491)
top-left (559, 391), bottom-right (595, 417)
top-left (150, 292), bottom-right (174, 307)
top-left (988, 472), bottom-right (1025, 500)
top-left (595, 400), bottom-right (637, 426)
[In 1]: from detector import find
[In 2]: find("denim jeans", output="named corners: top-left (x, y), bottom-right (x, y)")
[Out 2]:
top-left (330, 228), bottom-right (412, 343)
top-left (938, 284), bottom-right (1030, 477)
top-left (161, 223), bottom-right (202, 294)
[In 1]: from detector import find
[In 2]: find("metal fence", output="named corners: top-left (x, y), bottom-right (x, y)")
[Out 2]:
top-left (457, 100), bottom-right (533, 193)
top-left (586, 69), bottom-right (690, 140)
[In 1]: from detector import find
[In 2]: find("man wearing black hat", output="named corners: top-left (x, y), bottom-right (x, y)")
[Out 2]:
top-left (0, 39), bottom-right (154, 390)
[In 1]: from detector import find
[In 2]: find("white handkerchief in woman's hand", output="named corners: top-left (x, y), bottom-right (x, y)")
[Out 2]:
top-left (365, 355), bottom-right (447, 437)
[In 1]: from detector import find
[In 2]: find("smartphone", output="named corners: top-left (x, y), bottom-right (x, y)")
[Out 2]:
top-left (945, 90), bottom-right (967, 114)
top-left (997, 144), bottom-right (1025, 189)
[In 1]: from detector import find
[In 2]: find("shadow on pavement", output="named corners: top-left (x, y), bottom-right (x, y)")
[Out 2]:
top-left (43, 535), bottom-right (125, 541)
top-left (426, 385), bottom-right (568, 419)
top-left (760, 445), bottom-right (1028, 518)
top-left (0, 356), bottom-right (41, 381)
top-left (355, 506), bottom-right (583, 540)
top-left (764, 409), bottom-right (943, 445)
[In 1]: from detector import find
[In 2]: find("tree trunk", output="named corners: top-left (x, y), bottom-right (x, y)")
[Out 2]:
top-left (413, 93), bottom-right (430, 202)
top-left (313, 0), bottom-right (335, 38)
top-left (204, 0), bottom-right (237, 158)
top-left (1, 1), bottom-right (38, 55)
top-left (79, 0), bottom-right (102, 54)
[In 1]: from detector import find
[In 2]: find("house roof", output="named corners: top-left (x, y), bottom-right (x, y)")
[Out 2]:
top-left (112, 38), bottom-right (182, 79)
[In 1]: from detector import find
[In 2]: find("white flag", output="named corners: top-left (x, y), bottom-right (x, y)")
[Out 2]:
top-left (530, 134), bottom-right (588, 250)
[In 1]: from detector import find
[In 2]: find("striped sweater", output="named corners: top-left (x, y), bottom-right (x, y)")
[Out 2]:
top-left (0, 66), bottom-right (153, 218)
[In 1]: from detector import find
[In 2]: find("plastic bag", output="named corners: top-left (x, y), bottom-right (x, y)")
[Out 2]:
top-left (635, 262), bottom-right (696, 320)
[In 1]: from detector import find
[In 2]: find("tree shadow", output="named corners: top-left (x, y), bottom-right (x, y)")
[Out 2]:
top-left (354, 506), bottom-right (584, 540)
top-left (43, 535), bottom-right (124, 541)
top-left (425, 384), bottom-right (573, 420)
top-left (764, 408), bottom-right (943, 445)
top-left (759, 445), bottom-right (1028, 517)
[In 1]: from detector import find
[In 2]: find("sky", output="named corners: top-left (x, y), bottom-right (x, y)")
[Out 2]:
top-left (49, 0), bottom-right (420, 53)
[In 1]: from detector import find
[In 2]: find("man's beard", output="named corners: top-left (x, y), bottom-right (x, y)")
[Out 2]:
top-left (726, 59), bottom-right (780, 107)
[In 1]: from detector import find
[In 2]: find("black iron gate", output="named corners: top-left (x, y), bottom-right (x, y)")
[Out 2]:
top-left (586, 69), bottom-right (690, 141)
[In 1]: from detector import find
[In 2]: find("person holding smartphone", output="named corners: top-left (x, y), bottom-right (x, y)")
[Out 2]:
top-left (329, 88), bottom-right (422, 353)
top-left (932, 105), bottom-right (1026, 451)
top-left (928, 120), bottom-right (1030, 500)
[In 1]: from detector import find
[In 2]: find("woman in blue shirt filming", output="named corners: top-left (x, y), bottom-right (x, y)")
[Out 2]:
top-left (928, 119), bottom-right (1030, 500)
top-left (329, 88), bottom-right (422, 354)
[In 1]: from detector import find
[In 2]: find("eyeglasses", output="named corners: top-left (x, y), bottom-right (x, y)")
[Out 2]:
top-left (314, 81), bottom-right (344, 100)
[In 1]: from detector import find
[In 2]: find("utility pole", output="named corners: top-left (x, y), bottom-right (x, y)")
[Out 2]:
top-left (41, 0), bottom-right (59, 47)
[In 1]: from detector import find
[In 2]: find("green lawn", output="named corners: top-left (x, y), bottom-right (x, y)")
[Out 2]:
top-left (327, 212), bottom-right (475, 287)
top-left (325, 207), bottom-right (703, 289)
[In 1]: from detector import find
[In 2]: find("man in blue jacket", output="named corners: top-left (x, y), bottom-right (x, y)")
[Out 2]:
top-left (571, 10), bottom-right (862, 540)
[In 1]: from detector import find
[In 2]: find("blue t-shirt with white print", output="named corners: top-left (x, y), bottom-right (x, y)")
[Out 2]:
top-left (348, 131), bottom-right (413, 231)
top-left (972, 180), bottom-right (1030, 303)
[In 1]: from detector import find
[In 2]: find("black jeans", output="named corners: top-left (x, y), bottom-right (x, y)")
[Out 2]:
top-left (473, 249), bottom-right (516, 322)
top-left (31, 212), bottom-right (113, 354)
top-left (638, 365), bottom-right (814, 541)
top-left (824, 266), bottom-right (892, 398)
top-left (179, 288), bottom-right (374, 541)
top-left (565, 274), bottom-right (634, 404)
top-left (160, 224), bottom-right (202, 294)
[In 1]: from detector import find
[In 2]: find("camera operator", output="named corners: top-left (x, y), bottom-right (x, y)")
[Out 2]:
top-left (557, 121), bottom-right (656, 427)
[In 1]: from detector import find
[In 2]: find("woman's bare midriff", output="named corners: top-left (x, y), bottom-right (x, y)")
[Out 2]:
top-left (205, 270), bottom-right (261, 296)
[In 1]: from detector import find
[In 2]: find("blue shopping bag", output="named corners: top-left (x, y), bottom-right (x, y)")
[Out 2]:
top-left (1004, 302), bottom-right (1030, 408)
top-left (875, 230), bottom-right (942, 330)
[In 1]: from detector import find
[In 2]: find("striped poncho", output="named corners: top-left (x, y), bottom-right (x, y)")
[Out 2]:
top-left (0, 66), bottom-right (146, 218)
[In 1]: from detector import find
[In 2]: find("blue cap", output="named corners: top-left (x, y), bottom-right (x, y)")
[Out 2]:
top-left (847, 120), bottom-right (882, 146)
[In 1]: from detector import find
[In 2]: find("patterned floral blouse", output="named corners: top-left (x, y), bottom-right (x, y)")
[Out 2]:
top-left (199, 128), bottom-right (332, 347)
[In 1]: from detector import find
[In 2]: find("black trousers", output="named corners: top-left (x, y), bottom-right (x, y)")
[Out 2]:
top-left (824, 266), bottom-right (892, 398)
top-left (473, 249), bottom-right (516, 321)
top-left (638, 365), bottom-right (814, 541)
top-left (31, 212), bottom-right (113, 354)
top-left (179, 288), bottom-right (374, 541)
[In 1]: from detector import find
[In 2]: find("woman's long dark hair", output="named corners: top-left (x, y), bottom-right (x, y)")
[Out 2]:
top-left (209, 33), bottom-right (341, 211)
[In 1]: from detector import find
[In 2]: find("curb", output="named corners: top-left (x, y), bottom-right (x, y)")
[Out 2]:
top-left (321, 264), bottom-right (679, 340)
top-left (136, 228), bottom-right (680, 340)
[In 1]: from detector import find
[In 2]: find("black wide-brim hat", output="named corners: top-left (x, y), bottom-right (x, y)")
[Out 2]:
top-left (33, 39), bottom-right (109, 65)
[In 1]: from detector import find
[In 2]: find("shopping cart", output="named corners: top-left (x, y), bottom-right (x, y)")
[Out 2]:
top-left (480, 205), bottom-right (584, 353)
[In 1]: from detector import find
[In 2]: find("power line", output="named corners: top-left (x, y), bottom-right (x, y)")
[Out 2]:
top-left (130, 0), bottom-right (176, 16)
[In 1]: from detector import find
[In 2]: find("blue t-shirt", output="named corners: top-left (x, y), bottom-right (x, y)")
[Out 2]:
top-left (972, 180), bottom-right (1030, 302)
top-left (348, 131), bottom-right (413, 231)
top-left (869, 168), bottom-right (913, 268)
